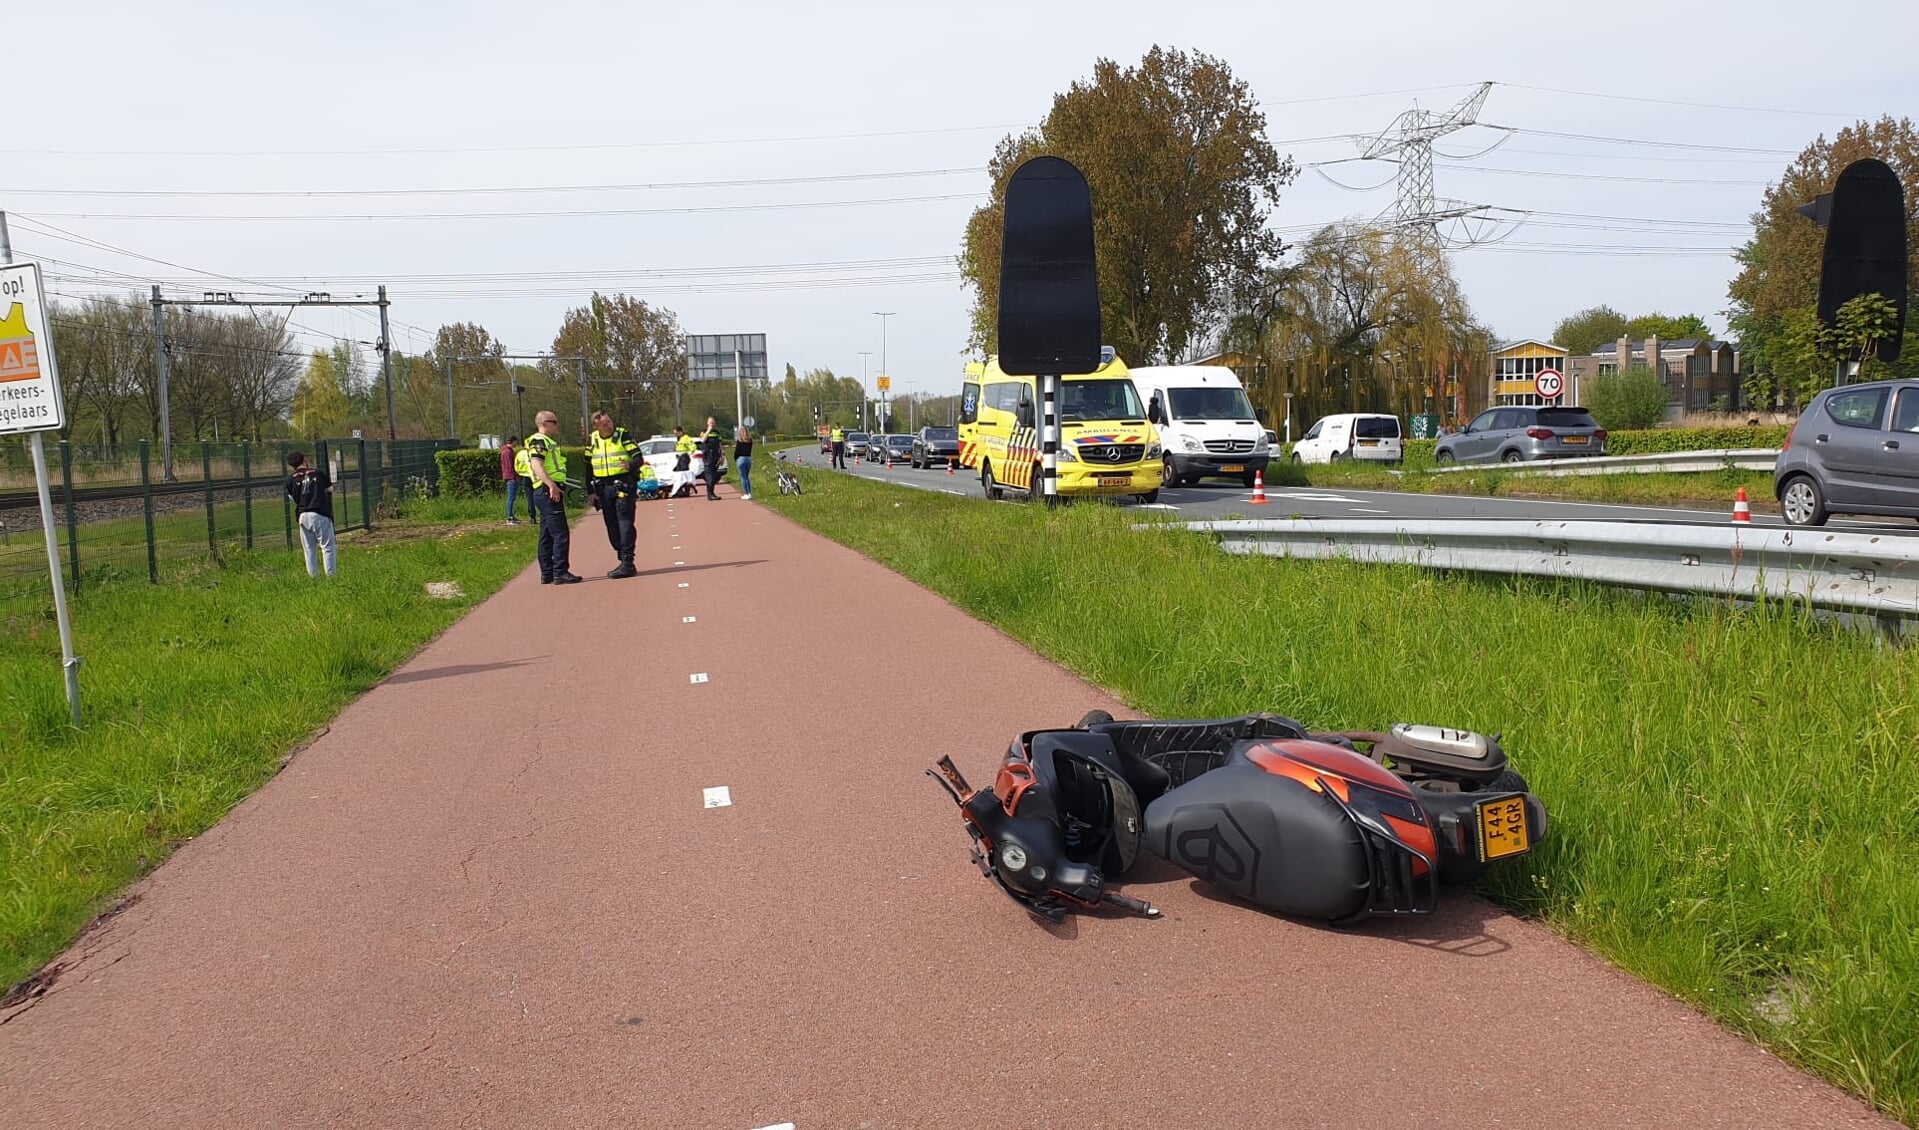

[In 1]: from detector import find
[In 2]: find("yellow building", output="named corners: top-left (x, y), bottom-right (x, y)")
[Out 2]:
top-left (1490, 340), bottom-right (1571, 407)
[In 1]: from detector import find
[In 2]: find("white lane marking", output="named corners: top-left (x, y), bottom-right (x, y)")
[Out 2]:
top-left (678, 582), bottom-right (690, 588)
top-left (682, 616), bottom-right (697, 623)
top-left (1271, 491), bottom-right (1359, 503)
top-left (674, 560), bottom-right (685, 565)
top-left (689, 672), bottom-right (709, 684)
top-left (749, 1123), bottom-right (793, 1130)
top-left (1135, 503), bottom-right (1179, 510)
top-left (1349, 507), bottom-right (1389, 514)
top-left (941, 489), bottom-right (965, 496)
top-left (702, 786), bottom-right (731, 808)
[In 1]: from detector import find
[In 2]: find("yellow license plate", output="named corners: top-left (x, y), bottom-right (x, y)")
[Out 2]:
top-left (1221, 464), bottom-right (1244, 473)
top-left (1475, 795), bottom-right (1531, 861)
top-left (1097, 475), bottom-right (1130, 487)
top-left (1562, 436), bottom-right (1589, 445)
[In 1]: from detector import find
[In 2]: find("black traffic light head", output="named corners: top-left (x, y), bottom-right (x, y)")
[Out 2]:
top-left (1799, 157), bottom-right (1908, 362)
top-left (996, 156), bottom-right (1101, 376)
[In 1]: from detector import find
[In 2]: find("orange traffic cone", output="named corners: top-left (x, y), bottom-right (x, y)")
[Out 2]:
top-left (1732, 485), bottom-right (1751, 523)
top-left (946, 458), bottom-right (955, 475)
top-left (1249, 469), bottom-right (1269, 505)
top-left (886, 451), bottom-right (893, 469)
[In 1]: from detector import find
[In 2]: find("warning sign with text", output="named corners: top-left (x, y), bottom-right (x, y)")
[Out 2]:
top-left (0, 262), bottom-right (66, 434)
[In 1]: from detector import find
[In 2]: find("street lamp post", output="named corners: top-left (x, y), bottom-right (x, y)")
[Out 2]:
top-left (858, 351), bottom-right (874, 432)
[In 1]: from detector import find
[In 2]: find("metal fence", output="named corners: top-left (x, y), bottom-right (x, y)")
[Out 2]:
top-left (0, 437), bottom-right (458, 620)
top-left (1174, 517), bottom-right (1919, 620)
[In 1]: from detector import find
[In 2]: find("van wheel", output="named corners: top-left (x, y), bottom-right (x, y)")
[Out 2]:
top-left (1029, 465), bottom-right (1045, 504)
top-left (1780, 474), bottom-right (1829, 527)
top-left (982, 460), bottom-right (1002, 500)
top-left (1162, 454), bottom-right (1183, 488)
top-left (1241, 470), bottom-right (1259, 488)
top-left (1135, 489), bottom-right (1160, 504)
top-left (1290, 453), bottom-right (1303, 464)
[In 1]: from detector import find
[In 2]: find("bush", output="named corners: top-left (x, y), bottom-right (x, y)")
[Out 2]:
top-left (1586, 367), bottom-right (1673, 430)
top-left (436, 446), bottom-right (591, 498)
top-left (1604, 426), bottom-right (1788, 454)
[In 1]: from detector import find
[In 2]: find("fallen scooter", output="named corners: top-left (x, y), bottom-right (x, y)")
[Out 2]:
top-left (928, 711), bottom-right (1547, 925)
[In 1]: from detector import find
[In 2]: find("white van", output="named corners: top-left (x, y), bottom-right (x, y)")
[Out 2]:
top-left (1290, 413), bottom-right (1404, 465)
top-left (1130, 365), bottom-right (1270, 487)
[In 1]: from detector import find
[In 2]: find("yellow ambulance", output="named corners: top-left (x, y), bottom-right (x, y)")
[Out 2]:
top-left (957, 347), bottom-right (1163, 503)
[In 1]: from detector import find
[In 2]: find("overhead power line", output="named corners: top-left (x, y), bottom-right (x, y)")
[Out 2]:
top-left (1494, 81), bottom-right (1868, 119)
top-left (3, 167), bottom-right (986, 200)
top-left (22, 191), bottom-right (988, 223)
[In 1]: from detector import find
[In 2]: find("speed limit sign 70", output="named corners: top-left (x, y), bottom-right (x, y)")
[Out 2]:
top-left (1534, 368), bottom-right (1563, 400)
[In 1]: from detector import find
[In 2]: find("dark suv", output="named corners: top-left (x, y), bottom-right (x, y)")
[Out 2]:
top-left (911, 426), bottom-right (960, 468)
top-left (1434, 405), bottom-right (1609, 465)
top-left (1773, 378), bottom-right (1919, 526)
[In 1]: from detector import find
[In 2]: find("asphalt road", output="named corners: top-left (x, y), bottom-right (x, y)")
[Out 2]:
top-left (780, 446), bottom-right (1919, 532)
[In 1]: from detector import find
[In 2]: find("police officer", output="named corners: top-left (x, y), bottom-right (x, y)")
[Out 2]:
top-left (830, 423), bottom-right (847, 470)
top-left (700, 416), bottom-right (725, 500)
top-left (523, 411), bottom-right (581, 585)
top-left (587, 410), bottom-right (641, 579)
top-left (672, 426), bottom-right (697, 498)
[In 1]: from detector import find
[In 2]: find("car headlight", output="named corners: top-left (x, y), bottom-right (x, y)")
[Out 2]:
top-left (1147, 442), bottom-right (1162, 459)
top-left (1180, 435), bottom-right (1204, 453)
top-left (1055, 445), bottom-right (1078, 462)
top-left (1253, 434), bottom-right (1270, 452)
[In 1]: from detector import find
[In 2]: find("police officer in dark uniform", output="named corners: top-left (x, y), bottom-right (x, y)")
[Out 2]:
top-left (524, 410), bottom-right (581, 585)
top-left (586, 410), bottom-right (642, 579)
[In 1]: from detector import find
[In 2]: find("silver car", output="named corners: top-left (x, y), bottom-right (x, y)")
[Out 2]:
top-left (1774, 378), bottom-right (1919, 526)
top-left (1433, 405), bottom-right (1609, 465)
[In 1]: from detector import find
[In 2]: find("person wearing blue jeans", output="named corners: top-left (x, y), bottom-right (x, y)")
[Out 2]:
top-left (501, 440), bottom-right (523, 525)
top-left (734, 426), bottom-right (755, 500)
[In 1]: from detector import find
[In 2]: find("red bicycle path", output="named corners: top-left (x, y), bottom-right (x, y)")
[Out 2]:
top-left (0, 480), bottom-right (1895, 1129)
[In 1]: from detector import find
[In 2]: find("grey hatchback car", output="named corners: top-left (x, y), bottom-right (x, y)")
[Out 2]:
top-left (1433, 405), bottom-right (1609, 465)
top-left (1773, 378), bottom-right (1919, 526)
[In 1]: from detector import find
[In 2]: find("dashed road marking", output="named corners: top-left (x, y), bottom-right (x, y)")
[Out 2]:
top-left (682, 616), bottom-right (697, 623)
top-left (675, 560), bottom-right (685, 565)
top-left (1349, 507), bottom-right (1389, 513)
top-left (702, 786), bottom-right (731, 808)
top-left (678, 582), bottom-right (690, 588)
top-left (689, 672), bottom-right (709, 684)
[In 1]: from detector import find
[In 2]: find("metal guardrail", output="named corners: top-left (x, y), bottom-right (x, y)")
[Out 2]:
top-left (1174, 517), bottom-right (1919, 618)
top-left (1420, 449), bottom-right (1779, 478)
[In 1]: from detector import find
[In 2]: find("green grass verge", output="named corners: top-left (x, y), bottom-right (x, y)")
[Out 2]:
top-left (0, 496), bottom-right (533, 993)
top-left (1292, 458), bottom-right (1781, 511)
top-left (764, 468), bottom-right (1919, 1125)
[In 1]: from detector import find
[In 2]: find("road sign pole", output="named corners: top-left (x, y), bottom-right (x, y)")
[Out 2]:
top-left (734, 348), bottom-right (744, 428)
top-left (1041, 373), bottom-right (1059, 503)
top-left (28, 431), bottom-right (81, 726)
top-left (2, 249), bottom-right (82, 727)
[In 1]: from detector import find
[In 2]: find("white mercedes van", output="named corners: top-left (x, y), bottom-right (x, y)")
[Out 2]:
top-left (1290, 413), bottom-right (1404, 465)
top-left (1130, 365), bottom-right (1270, 487)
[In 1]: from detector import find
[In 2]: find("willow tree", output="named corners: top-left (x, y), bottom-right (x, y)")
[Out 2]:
top-left (958, 46), bottom-right (1294, 365)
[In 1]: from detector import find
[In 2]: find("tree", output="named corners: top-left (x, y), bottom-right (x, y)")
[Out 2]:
top-left (1727, 115), bottom-right (1919, 407)
top-left (1624, 312), bottom-right (1713, 341)
top-left (291, 350), bottom-right (351, 437)
top-left (1553, 306), bottom-right (1629, 356)
top-left (1226, 223), bottom-right (1491, 426)
top-left (551, 294), bottom-right (684, 434)
top-left (1586, 366), bottom-right (1671, 430)
top-left (959, 46), bottom-right (1294, 364)
top-left (1551, 307), bottom-right (1713, 355)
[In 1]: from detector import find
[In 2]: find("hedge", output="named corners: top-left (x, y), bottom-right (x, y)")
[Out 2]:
top-left (437, 446), bottom-right (591, 498)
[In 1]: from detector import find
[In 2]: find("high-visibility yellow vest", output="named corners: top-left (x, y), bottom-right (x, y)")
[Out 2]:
top-left (675, 433), bottom-right (696, 455)
top-left (589, 427), bottom-right (637, 478)
top-left (830, 427), bottom-right (845, 443)
top-left (522, 433), bottom-right (567, 483)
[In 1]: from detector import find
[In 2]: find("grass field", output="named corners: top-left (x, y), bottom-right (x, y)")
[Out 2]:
top-left (0, 496), bottom-right (531, 995)
top-left (763, 467), bottom-right (1919, 1125)
top-left (1294, 457), bottom-right (1781, 512)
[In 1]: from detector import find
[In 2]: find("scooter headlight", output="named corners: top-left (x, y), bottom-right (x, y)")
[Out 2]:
top-left (1000, 843), bottom-right (1029, 871)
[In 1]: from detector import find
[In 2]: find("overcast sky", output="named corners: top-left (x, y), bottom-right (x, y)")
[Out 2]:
top-left (7, 0), bottom-right (1917, 404)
